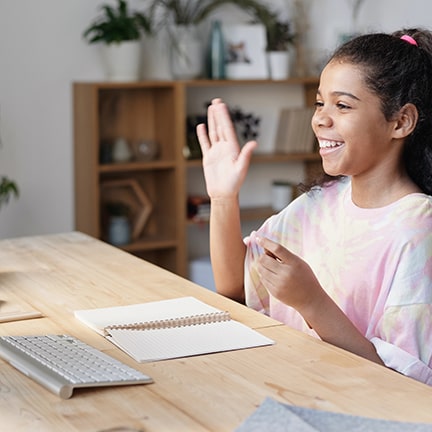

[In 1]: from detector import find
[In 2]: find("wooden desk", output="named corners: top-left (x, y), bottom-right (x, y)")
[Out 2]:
top-left (1, 232), bottom-right (432, 431)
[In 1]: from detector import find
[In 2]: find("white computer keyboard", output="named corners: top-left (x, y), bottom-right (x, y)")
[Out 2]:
top-left (0, 334), bottom-right (153, 399)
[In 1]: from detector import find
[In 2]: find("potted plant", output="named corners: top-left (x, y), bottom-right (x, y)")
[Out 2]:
top-left (148, 0), bottom-right (274, 79)
top-left (0, 176), bottom-right (19, 209)
top-left (149, 0), bottom-right (228, 79)
top-left (246, 5), bottom-right (296, 79)
top-left (83, 0), bottom-right (154, 81)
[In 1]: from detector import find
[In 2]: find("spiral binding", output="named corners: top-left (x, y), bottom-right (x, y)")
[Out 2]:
top-left (105, 311), bottom-right (231, 333)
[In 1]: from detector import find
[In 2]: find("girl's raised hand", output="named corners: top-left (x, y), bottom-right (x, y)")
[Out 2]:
top-left (196, 98), bottom-right (257, 199)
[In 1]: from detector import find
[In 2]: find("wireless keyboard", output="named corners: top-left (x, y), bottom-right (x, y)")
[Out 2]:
top-left (0, 334), bottom-right (153, 399)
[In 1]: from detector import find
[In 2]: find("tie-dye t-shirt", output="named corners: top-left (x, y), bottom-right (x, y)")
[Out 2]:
top-left (244, 177), bottom-right (432, 385)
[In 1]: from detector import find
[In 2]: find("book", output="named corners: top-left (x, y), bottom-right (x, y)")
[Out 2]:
top-left (274, 107), bottom-right (316, 153)
top-left (74, 297), bottom-right (274, 362)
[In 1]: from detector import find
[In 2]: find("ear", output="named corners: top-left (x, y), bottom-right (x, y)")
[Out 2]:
top-left (393, 103), bottom-right (418, 138)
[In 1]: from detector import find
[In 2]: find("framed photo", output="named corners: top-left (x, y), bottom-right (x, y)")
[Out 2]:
top-left (223, 23), bottom-right (269, 80)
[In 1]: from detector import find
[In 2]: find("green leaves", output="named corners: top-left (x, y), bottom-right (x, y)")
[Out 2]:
top-left (0, 176), bottom-right (19, 210)
top-left (83, 0), bottom-right (153, 44)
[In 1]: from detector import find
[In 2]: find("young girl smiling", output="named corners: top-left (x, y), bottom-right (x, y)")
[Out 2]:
top-left (197, 29), bottom-right (432, 385)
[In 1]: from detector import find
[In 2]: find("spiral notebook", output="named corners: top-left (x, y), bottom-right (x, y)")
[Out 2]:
top-left (74, 297), bottom-right (274, 362)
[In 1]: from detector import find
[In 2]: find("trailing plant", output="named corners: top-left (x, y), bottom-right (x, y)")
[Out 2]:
top-left (83, 0), bottom-right (153, 44)
top-left (149, 0), bottom-right (231, 26)
top-left (0, 176), bottom-right (19, 209)
top-left (149, 0), bottom-right (274, 26)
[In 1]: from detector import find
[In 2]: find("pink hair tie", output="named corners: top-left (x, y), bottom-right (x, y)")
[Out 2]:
top-left (400, 34), bottom-right (418, 46)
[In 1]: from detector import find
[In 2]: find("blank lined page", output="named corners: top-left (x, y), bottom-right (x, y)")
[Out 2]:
top-left (107, 320), bottom-right (274, 362)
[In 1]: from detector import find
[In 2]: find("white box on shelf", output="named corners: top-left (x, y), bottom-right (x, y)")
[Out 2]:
top-left (189, 256), bottom-right (216, 292)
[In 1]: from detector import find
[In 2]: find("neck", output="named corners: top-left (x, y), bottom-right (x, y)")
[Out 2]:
top-left (350, 173), bottom-right (421, 208)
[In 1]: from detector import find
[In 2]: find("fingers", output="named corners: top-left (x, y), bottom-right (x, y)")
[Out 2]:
top-left (256, 236), bottom-right (291, 263)
top-left (238, 139), bottom-right (258, 164)
top-left (208, 99), bottom-right (239, 144)
top-left (196, 123), bottom-right (210, 153)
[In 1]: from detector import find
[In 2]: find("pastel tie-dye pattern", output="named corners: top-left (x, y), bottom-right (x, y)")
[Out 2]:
top-left (244, 177), bottom-right (432, 384)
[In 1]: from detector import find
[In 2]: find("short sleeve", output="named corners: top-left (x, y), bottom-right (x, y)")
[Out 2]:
top-left (370, 304), bottom-right (432, 384)
top-left (371, 338), bottom-right (432, 385)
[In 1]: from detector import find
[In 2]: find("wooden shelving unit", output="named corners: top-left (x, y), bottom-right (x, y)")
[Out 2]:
top-left (73, 77), bottom-right (320, 277)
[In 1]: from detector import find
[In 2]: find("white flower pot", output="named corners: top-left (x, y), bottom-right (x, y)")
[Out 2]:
top-left (268, 51), bottom-right (291, 80)
top-left (102, 40), bottom-right (141, 82)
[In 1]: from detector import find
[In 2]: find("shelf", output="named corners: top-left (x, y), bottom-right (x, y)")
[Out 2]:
top-left (178, 77), bottom-right (320, 87)
top-left (186, 152), bottom-right (320, 168)
top-left (99, 160), bottom-right (177, 173)
top-left (187, 205), bottom-right (277, 225)
top-left (121, 236), bottom-right (178, 252)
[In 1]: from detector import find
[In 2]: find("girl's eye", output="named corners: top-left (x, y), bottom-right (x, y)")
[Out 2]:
top-left (336, 102), bottom-right (351, 110)
top-left (314, 101), bottom-right (324, 108)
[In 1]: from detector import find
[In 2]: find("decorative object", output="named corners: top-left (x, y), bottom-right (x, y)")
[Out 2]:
top-left (206, 20), bottom-right (226, 80)
top-left (0, 176), bottom-right (19, 210)
top-left (271, 181), bottom-right (294, 211)
top-left (101, 179), bottom-right (153, 241)
top-left (101, 41), bottom-right (142, 81)
top-left (148, 0), bottom-right (227, 80)
top-left (185, 114), bottom-right (207, 159)
top-left (112, 137), bottom-right (132, 162)
top-left (186, 102), bottom-right (261, 159)
top-left (82, 0), bottom-right (154, 81)
top-left (223, 23), bottom-right (268, 80)
top-left (148, 0), bottom-right (274, 79)
top-left (132, 139), bottom-right (159, 161)
top-left (245, 5), bottom-right (296, 80)
top-left (267, 51), bottom-right (290, 80)
top-left (265, 18), bottom-right (295, 79)
top-left (229, 105), bottom-right (261, 143)
top-left (105, 202), bottom-right (132, 246)
top-left (169, 24), bottom-right (203, 79)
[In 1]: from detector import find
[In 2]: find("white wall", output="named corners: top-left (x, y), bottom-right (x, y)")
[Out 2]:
top-left (0, 0), bottom-right (431, 239)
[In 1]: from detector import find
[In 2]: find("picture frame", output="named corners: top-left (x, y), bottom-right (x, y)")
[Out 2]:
top-left (223, 23), bottom-right (269, 80)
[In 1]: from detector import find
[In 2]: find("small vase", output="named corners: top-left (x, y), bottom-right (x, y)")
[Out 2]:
top-left (170, 25), bottom-right (203, 79)
top-left (108, 216), bottom-right (131, 246)
top-left (112, 137), bottom-right (132, 163)
top-left (206, 20), bottom-right (226, 80)
top-left (268, 51), bottom-right (291, 80)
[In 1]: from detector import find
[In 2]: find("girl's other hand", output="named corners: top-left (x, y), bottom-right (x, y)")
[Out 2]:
top-left (256, 236), bottom-right (325, 314)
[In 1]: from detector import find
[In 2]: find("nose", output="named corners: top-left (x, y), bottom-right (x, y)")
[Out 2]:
top-left (312, 107), bottom-right (333, 129)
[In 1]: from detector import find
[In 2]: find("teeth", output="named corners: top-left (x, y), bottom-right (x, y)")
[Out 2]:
top-left (319, 140), bottom-right (343, 148)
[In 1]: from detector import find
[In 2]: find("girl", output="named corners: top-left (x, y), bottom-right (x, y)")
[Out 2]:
top-left (196, 29), bottom-right (432, 385)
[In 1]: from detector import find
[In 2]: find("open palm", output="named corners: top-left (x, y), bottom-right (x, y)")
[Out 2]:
top-left (196, 98), bottom-right (257, 199)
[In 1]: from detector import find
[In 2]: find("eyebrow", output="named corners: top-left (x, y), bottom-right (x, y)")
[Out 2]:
top-left (316, 89), bottom-right (361, 101)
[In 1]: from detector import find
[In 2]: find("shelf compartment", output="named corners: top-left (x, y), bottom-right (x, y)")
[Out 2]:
top-left (98, 87), bottom-right (176, 162)
top-left (101, 178), bottom-right (153, 241)
top-left (100, 169), bottom-right (179, 243)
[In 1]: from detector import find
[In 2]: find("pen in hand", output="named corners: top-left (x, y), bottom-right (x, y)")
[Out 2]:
top-left (264, 248), bottom-right (283, 262)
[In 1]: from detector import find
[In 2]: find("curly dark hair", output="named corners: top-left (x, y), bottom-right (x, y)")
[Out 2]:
top-left (303, 28), bottom-right (432, 195)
